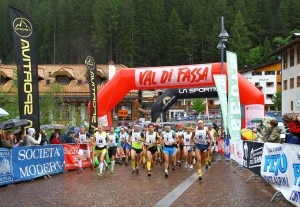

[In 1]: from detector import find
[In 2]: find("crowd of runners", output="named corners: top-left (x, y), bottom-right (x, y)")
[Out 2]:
top-left (76, 120), bottom-right (219, 181)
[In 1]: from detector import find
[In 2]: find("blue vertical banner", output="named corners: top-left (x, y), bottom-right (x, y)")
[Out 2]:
top-left (226, 51), bottom-right (241, 140)
top-left (0, 148), bottom-right (13, 186)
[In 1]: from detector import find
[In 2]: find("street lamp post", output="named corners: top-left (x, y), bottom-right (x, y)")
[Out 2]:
top-left (217, 16), bottom-right (229, 138)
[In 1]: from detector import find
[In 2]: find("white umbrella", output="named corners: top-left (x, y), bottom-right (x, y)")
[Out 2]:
top-left (40, 123), bottom-right (65, 130)
top-left (0, 108), bottom-right (9, 117)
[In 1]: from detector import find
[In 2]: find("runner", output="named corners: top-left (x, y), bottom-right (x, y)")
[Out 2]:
top-left (124, 127), bottom-right (132, 166)
top-left (207, 122), bottom-right (218, 166)
top-left (175, 123), bottom-right (184, 167)
top-left (156, 126), bottom-right (163, 165)
top-left (144, 123), bottom-right (161, 176)
top-left (94, 124), bottom-right (109, 177)
top-left (108, 126), bottom-right (119, 174)
top-left (118, 127), bottom-right (129, 164)
top-left (129, 124), bottom-right (144, 174)
top-left (192, 120), bottom-right (213, 180)
top-left (182, 125), bottom-right (194, 170)
top-left (162, 124), bottom-right (178, 178)
top-left (76, 125), bottom-right (92, 174)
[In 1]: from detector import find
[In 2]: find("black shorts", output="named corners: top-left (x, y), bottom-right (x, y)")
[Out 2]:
top-left (108, 146), bottom-right (117, 158)
top-left (132, 147), bottom-right (143, 154)
top-left (147, 146), bottom-right (157, 155)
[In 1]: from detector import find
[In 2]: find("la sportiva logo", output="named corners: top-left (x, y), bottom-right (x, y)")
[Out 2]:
top-left (85, 56), bottom-right (95, 70)
top-left (12, 18), bottom-right (33, 38)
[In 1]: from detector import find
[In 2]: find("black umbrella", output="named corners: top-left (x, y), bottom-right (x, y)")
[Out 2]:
top-left (0, 118), bottom-right (29, 130)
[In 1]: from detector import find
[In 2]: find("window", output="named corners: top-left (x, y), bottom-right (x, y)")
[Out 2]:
top-left (266, 82), bottom-right (274, 87)
top-left (277, 70), bottom-right (281, 75)
top-left (297, 76), bottom-right (300, 88)
top-left (277, 82), bottom-right (282, 87)
top-left (283, 80), bottom-right (287, 90)
top-left (291, 101), bottom-right (294, 111)
top-left (290, 78), bottom-right (294, 89)
top-left (266, 94), bottom-right (273, 99)
top-left (290, 48), bottom-right (294, 67)
top-left (265, 71), bottom-right (275, 75)
top-left (283, 52), bottom-right (287, 69)
top-left (255, 82), bottom-right (260, 87)
top-left (55, 75), bottom-right (71, 85)
top-left (252, 71), bottom-right (262, 76)
top-left (297, 45), bottom-right (300, 64)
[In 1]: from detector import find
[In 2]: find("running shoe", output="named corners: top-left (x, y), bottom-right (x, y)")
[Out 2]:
top-left (198, 175), bottom-right (202, 181)
top-left (131, 169), bottom-right (136, 174)
top-left (90, 165), bottom-right (95, 171)
top-left (176, 161), bottom-right (181, 167)
top-left (136, 168), bottom-right (139, 174)
top-left (206, 164), bottom-right (209, 170)
top-left (172, 165), bottom-right (176, 171)
top-left (148, 171), bottom-right (151, 177)
top-left (110, 170), bottom-right (114, 174)
top-left (77, 168), bottom-right (83, 174)
top-left (124, 162), bottom-right (128, 166)
top-left (97, 173), bottom-right (102, 177)
top-left (189, 165), bottom-right (193, 171)
top-left (165, 171), bottom-right (168, 178)
top-left (208, 161), bottom-right (212, 166)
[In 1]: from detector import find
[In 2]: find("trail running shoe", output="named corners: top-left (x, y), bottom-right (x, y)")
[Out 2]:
top-left (165, 171), bottom-right (168, 178)
top-left (206, 164), bottom-right (209, 170)
top-left (77, 168), bottom-right (83, 174)
top-left (198, 175), bottom-right (202, 181)
top-left (148, 171), bottom-right (151, 177)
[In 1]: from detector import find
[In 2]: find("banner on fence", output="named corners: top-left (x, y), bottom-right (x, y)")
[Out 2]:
top-left (261, 143), bottom-right (300, 206)
top-left (230, 140), bottom-right (243, 165)
top-left (12, 145), bottom-right (64, 182)
top-left (0, 148), bottom-right (13, 186)
top-left (224, 138), bottom-right (230, 158)
top-left (63, 144), bottom-right (93, 170)
top-left (243, 141), bottom-right (263, 175)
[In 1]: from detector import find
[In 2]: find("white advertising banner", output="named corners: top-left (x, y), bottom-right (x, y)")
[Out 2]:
top-left (261, 143), bottom-right (300, 206)
top-left (245, 104), bottom-right (265, 129)
top-left (229, 140), bottom-right (244, 165)
top-left (213, 74), bottom-right (227, 134)
top-left (227, 51), bottom-right (241, 140)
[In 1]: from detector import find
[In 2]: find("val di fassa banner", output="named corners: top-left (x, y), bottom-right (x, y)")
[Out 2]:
top-left (226, 51), bottom-right (241, 141)
top-left (261, 143), bottom-right (300, 206)
top-left (9, 6), bottom-right (40, 133)
top-left (84, 51), bottom-right (98, 133)
top-left (213, 74), bottom-right (228, 134)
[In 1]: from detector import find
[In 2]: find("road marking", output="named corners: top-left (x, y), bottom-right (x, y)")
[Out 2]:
top-left (153, 165), bottom-right (212, 207)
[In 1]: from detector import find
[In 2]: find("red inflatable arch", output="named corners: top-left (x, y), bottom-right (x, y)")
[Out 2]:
top-left (93, 63), bottom-right (264, 126)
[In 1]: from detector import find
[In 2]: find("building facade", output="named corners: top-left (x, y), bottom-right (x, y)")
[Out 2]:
top-left (239, 61), bottom-right (281, 111)
top-left (271, 33), bottom-right (300, 114)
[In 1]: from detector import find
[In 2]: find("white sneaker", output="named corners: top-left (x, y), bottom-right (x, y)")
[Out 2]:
top-left (184, 162), bottom-right (188, 168)
top-left (189, 165), bottom-right (193, 171)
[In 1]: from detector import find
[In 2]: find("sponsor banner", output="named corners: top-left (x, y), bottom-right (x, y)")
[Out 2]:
top-left (9, 6), bottom-right (40, 134)
top-left (243, 141), bottom-right (263, 175)
top-left (98, 115), bottom-right (108, 127)
top-left (224, 138), bottom-right (230, 158)
top-left (217, 138), bottom-right (225, 155)
top-left (135, 64), bottom-right (212, 88)
top-left (261, 143), bottom-right (300, 206)
top-left (84, 51), bottom-right (98, 133)
top-left (227, 51), bottom-right (241, 140)
top-left (213, 75), bottom-right (228, 133)
top-left (0, 148), bottom-right (13, 186)
top-left (63, 144), bottom-right (93, 170)
top-left (245, 104), bottom-right (264, 129)
top-left (12, 145), bottom-right (64, 182)
top-left (230, 140), bottom-right (243, 165)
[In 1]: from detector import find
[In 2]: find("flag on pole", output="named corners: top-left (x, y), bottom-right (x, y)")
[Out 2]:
top-left (84, 50), bottom-right (98, 134)
top-left (9, 6), bottom-right (40, 136)
top-left (205, 98), bottom-right (210, 120)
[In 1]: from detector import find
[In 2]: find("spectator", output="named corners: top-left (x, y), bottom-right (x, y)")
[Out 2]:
top-left (264, 119), bottom-right (281, 143)
top-left (40, 129), bottom-right (48, 145)
top-left (282, 113), bottom-right (300, 144)
top-left (25, 128), bottom-right (42, 146)
top-left (0, 129), bottom-right (13, 149)
top-left (13, 129), bottom-right (26, 147)
top-left (64, 130), bottom-right (77, 144)
top-left (50, 132), bottom-right (62, 144)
